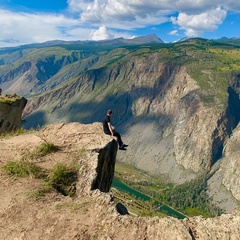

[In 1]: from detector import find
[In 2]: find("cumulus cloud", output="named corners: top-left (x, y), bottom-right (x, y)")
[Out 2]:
top-left (75, 0), bottom-right (230, 36)
top-left (0, 0), bottom-right (240, 47)
top-left (80, 0), bottom-right (168, 23)
top-left (171, 7), bottom-right (227, 36)
top-left (67, 0), bottom-right (91, 12)
top-left (90, 25), bottom-right (113, 40)
top-left (0, 9), bottom-right (93, 47)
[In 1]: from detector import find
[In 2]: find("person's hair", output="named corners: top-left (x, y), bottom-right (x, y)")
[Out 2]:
top-left (107, 109), bottom-right (112, 115)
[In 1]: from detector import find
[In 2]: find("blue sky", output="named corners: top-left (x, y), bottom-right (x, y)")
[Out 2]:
top-left (0, 0), bottom-right (240, 47)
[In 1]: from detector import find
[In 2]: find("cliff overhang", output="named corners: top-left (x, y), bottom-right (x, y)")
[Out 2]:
top-left (0, 94), bottom-right (27, 134)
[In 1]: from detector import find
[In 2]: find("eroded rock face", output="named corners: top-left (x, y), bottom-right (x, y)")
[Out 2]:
top-left (120, 64), bottom-right (240, 185)
top-left (91, 141), bottom-right (118, 192)
top-left (122, 66), bottom-right (219, 182)
top-left (183, 213), bottom-right (240, 240)
top-left (39, 122), bottom-right (118, 193)
top-left (0, 122), bottom-right (239, 240)
top-left (21, 54), bottom-right (236, 176)
top-left (21, 55), bottom-right (240, 188)
top-left (208, 122), bottom-right (240, 207)
top-left (0, 94), bottom-right (27, 134)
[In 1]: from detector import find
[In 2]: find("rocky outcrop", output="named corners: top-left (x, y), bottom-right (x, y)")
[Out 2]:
top-left (0, 122), bottom-right (239, 240)
top-left (207, 121), bottom-right (240, 212)
top-left (0, 94), bottom-right (27, 134)
top-left (183, 213), bottom-right (240, 240)
top-left (38, 122), bottom-right (118, 194)
top-left (221, 124), bottom-right (240, 201)
top-left (91, 140), bottom-right (118, 192)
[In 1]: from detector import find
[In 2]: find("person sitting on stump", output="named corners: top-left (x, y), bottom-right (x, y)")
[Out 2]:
top-left (103, 109), bottom-right (128, 150)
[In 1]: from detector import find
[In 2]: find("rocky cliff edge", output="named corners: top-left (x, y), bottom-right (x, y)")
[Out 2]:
top-left (0, 122), bottom-right (239, 240)
top-left (0, 94), bottom-right (27, 134)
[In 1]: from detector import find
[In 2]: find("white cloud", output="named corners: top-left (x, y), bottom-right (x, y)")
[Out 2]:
top-left (80, 0), bottom-right (105, 22)
top-left (0, 9), bottom-right (93, 47)
top-left (76, 0), bottom-right (223, 23)
top-left (75, 0), bottom-right (230, 36)
top-left (80, 0), bottom-right (169, 23)
top-left (169, 30), bottom-right (179, 36)
top-left (90, 25), bottom-right (112, 40)
top-left (67, 0), bottom-right (91, 12)
top-left (171, 7), bottom-right (227, 36)
top-left (0, 0), bottom-right (240, 47)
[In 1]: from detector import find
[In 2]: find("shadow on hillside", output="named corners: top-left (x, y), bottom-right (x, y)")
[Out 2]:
top-left (60, 87), bottom-right (173, 135)
top-left (24, 85), bottom-right (174, 135)
top-left (24, 111), bottom-right (46, 130)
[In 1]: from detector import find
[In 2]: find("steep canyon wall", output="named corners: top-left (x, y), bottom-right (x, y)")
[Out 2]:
top-left (23, 54), bottom-right (240, 184)
top-left (19, 52), bottom-right (240, 213)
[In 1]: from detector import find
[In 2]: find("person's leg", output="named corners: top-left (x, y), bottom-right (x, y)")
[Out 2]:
top-left (112, 130), bottom-right (123, 147)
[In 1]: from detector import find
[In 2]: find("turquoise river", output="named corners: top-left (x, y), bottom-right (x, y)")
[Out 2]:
top-left (112, 178), bottom-right (187, 219)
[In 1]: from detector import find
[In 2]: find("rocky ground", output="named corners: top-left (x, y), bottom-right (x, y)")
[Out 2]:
top-left (0, 122), bottom-right (240, 240)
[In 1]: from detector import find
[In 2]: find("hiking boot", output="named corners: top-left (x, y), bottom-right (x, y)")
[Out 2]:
top-left (119, 146), bottom-right (127, 150)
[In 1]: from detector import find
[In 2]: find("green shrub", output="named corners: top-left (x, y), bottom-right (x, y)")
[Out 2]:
top-left (0, 98), bottom-right (15, 105)
top-left (24, 142), bottom-right (59, 160)
top-left (3, 159), bottom-right (44, 178)
top-left (2, 142), bottom-right (58, 178)
top-left (78, 148), bottom-right (87, 156)
top-left (3, 140), bottom-right (79, 198)
top-left (47, 162), bottom-right (79, 197)
top-left (35, 142), bottom-right (59, 156)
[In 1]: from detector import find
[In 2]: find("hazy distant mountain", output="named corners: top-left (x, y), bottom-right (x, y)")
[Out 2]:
top-left (122, 34), bottom-right (164, 44)
top-left (0, 34), bottom-right (163, 54)
top-left (175, 37), bottom-right (189, 42)
top-left (214, 37), bottom-right (240, 45)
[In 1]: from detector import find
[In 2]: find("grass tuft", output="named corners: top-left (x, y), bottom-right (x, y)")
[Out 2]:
top-left (0, 128), bottom-right (28, 138)
top-left (35, 142), bottom-right (59, 157)
top-left (2, 141), bottom-right (58, 178)
top-left (3, 159), bottom-right (44, 178)
top-left (3, 141), bottom-right (80, 198)
top-left (47, 161), bottom-right (80, 197)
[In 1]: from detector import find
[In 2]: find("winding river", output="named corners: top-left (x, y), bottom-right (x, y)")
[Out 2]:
top-left (112, 178), bottom-right (186, 219)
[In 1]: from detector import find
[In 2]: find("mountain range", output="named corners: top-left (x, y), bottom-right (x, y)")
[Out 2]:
top-left (0, 34), bottom-right (240, 213)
